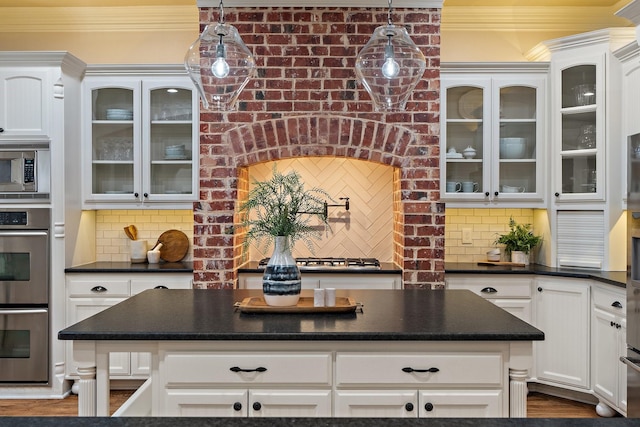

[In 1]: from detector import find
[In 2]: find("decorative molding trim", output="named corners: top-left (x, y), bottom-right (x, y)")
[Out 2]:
top-left (526, 27), bottom-right (636, 61)
top-left (442, 5), bottom-right (633, 32)
top-left (441, 62), bottom-right (550, 74)
top-left (0, 6), bottom-right (197, 33)
top-left (198, 0), bottom-right (443, 8)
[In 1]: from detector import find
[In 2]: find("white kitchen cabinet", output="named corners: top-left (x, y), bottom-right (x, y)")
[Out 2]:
top-left (445, 274), bottom-right (533, 323)
top-left (533, 277), bottom-right (590, 389)
top-left (65, 273), bottom-right (193, 387)
top-left (0, 68), bottom-right (51, 139)
top-left (440, 63), bottom-right (547, 207)
top-left (160, 351), bottom-right (333, 417)
top-left (82, 66), bottom-right (198, 209)
top-left (591, 283), bottom-right (627, 417)
top-left (237, 272), bottom-right (401, 290)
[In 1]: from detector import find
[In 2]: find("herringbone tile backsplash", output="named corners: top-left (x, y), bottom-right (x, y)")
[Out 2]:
top-left (247, 158), bottom-right (395, 262)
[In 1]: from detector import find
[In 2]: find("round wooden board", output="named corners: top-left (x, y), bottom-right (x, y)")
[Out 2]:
top-left (156, 230), bottom-right (189, 262)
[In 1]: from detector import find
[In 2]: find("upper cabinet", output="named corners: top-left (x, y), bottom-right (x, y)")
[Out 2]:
top-left (0, 69), bottom-right (51, 139)
top-left (440, 63), bottom-right (548, 207)
top-left (82, 66), bottom-right (199, 209)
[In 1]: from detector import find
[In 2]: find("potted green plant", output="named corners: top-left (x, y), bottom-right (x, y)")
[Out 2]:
top-left (493, 217), bottom-right (542, 265)
top-left (238, 167), bottom-right (332, 306)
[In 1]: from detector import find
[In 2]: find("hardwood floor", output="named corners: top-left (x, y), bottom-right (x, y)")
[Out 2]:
top-left (0, 390), bottom-right (607, 417)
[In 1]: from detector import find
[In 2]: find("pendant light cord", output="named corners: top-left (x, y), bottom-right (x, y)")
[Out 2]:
top-left (387, 0), bottom-right (393, 26)
top-left (218, 0), bottom-right (225, 24)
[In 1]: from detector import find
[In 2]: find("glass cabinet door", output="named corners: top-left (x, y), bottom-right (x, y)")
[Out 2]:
top-left (89, 85), bottom-right (139, 196)
top-left (145, 85), bottom-right (195, 198)
top-left (496, 84), bottom-right (538, 196)
top-left (443, 82), bottom-right (488, 198)
top-left (559, 64), bottom-right (601, 199)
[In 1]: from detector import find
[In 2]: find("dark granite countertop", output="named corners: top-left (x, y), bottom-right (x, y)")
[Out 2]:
top-left (65, 261), bottom-right (193, 274)
top-left (237, 261), bottom-right (402, 274)
top-left (0, 417), bottom-right (633, 427)
top-left (445, 262), bottom-right (627, 288)
top-left (58, 289), bottom-right (543, 342)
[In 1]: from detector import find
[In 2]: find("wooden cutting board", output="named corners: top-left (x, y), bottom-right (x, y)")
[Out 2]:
top-left (477, 261), bottom-right (526, 267)
top-left (156, 230), bottom-right (189, 262)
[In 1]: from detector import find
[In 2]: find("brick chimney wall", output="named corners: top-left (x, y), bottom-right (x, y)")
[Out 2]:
top-left (193, 6), bottom-right (444, 289)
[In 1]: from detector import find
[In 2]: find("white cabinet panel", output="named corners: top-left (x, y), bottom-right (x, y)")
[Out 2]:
top-left (249, 390), bottom-right (332, 417)
top-left (334, 390), bottom-right (418, 418)
top-left (419, 390), bottom-right (503, 418)
top-left (165, 389), bottom-right (248, 417)
top-left (0, 69), bottom-right (50, 138)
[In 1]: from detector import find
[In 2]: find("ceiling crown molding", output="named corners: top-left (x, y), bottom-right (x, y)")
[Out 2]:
top-left (442, 5), bottom-right (632, 32)
top-left (0, 6), bottom-right (197, 33)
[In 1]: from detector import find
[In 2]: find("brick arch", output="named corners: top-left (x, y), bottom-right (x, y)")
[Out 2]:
top-left (224, 115), bottom-right (418, 168)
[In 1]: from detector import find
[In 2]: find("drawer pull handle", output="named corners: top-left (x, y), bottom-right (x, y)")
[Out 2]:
top-left (405, 403), bottom-right (414, 412)
top-left (612, 301), bottom-right (623, 309)
top-left (154, 285), bottom-right (169, 289)
top-left (481, 287), bottom-right (497, 294)
top-left (252, 402), bottom-right (261, 411)
top-left (402, 367), bottom-right (439, 373)
top-left (425, 402), bottom-right (434, 412)
top-left (233, 402), bottom-right (242, 411)
top-left (230, 366), bottom-right (267, 373)
top-left (91, 286), bottom-right (107, 293)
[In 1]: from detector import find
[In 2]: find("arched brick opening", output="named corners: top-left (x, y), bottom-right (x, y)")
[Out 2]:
top-left (194, 115), bottom-right (444, 289)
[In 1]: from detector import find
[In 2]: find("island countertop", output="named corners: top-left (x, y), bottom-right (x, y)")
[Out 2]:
top-left (58, 289), bottom-right (544, 342)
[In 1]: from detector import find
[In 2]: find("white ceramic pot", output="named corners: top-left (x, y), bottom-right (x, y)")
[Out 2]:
top-left (511, 250), bottom-right (529, 265)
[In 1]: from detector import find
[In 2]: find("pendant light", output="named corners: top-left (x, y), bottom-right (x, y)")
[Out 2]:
top-left (355, 0), bottom-right (426, 111)
top-left (184, 0), bottom-right (256, 111)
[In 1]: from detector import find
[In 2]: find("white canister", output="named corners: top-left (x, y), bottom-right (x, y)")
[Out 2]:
top-left (325, 288), bottom-right (336, 307)
top-left (130, 240), bottom-right (148, 263)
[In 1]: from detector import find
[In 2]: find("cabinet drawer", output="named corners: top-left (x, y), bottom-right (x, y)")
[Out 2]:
top-left (130, 277), bottom-right (192, 295)
top-left (162, 352), bottom-right (332, 386)
top-left (446, 276), bottom-right (532, 298)
top-left (592, 285), bottom-right (625, 314)
top-left (335, 353), bottom-right (503, 386)
top-left (67, 279), bottom-right (130, 297)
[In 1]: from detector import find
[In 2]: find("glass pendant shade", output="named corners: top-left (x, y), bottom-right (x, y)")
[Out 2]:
top-left (185, 22), bottom-right (256, 111)
top-left (355, 25), bottom-right (426, 111)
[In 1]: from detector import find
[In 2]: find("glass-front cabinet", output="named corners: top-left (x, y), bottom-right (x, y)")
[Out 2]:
top-left (83, 71), bottom-right (198, 208)
top-left (441, 64), bottom-right (547, 206)
top-left (556, 62), bottom-right (603, 201)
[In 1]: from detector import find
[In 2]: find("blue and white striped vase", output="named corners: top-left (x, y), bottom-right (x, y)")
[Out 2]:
top-left (262, 236), bottom-right (301, 306)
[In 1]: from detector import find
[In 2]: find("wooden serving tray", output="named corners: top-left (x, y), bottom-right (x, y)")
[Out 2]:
top-left (477, 261), bottom-right (526, 267)
top-left (235, 296), bottom-right (359, 313)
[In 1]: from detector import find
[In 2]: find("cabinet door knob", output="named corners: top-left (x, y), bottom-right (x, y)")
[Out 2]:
top-left (154, 285), bottom-right (169, 289)
top-left (134, 192), bottom-right (139, 198)
top-left (0, 127), bottom-right (4, 133)
top-left (252, 402), bottom-right (261, 411)
top-left (233, 402), bottom-right (242, 411)
top-left (494, 191), bottom-right (499, 196)
top-left (537, 287), bottom-right (543, 292)
top-left (91, 285), bottom-right (107, 293)
top-left (481, 287), bottom-right (497, 294)
top-left (484, 192), bottom-right (490, 197)
top-left (555, 192), bottom-right (560, 197)
top-left (612, 301), bottom-right (623, 309)
top-left (405, 402), bottom-right (414, 412)
top-left (424, 402), bottom-right (434, 412)
top-left (143, 193), bottom-right (149, 198)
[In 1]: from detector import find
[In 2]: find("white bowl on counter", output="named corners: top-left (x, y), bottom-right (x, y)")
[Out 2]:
top-left (499, 137), bottom-right (526, 159)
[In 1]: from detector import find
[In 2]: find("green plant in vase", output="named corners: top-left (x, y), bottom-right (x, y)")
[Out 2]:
top-left (493, 216), bottom-right (542, 265)
top-left (238, 167), bottom-right (332, 306)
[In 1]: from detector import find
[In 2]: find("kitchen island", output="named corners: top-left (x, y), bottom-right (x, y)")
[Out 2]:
top-left (58, 288), bottom-right (543, 418)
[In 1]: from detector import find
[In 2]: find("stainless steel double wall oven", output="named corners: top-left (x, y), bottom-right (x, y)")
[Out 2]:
top-left (0, 208), bottom-right (49, 383)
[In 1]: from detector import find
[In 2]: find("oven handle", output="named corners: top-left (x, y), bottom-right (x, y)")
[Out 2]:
top-left (0, 308), bottom-right (47, 315)
top-left (621, 356), bottom-right (640, 374)
top-left (0, 231), bottom-right (48, 237)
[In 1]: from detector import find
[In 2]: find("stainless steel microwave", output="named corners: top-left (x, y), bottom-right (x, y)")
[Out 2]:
top-left (0, 149), bottom-right (49, 196)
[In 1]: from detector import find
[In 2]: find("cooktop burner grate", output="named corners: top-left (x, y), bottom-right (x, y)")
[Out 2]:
top-left (257, 257), bottom-right (381, 270)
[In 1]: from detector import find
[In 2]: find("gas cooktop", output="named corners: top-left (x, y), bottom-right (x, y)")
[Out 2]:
top-left (258, 257), bottom-right (381, 270)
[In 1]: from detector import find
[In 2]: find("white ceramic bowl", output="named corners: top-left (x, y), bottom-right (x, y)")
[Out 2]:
top-left (499, 138), bottom-right (526, 159)
top-left (165, 144), bottom-right (185, 156)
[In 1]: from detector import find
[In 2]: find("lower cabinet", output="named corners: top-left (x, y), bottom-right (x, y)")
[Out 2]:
top-left (65, 273), bottom-right (193, 386)
top-left (156, 344), bottom-right (512, 418)
top-left (591, 283), bottom-right (627, 416)
top-left (533, 277), bottom-right (591, 389)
